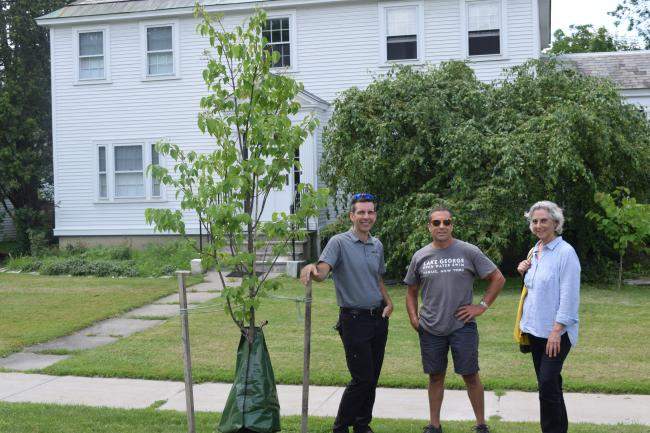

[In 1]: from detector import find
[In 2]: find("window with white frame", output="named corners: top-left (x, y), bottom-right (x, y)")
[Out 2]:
top-left (114, 145), bottom-right (145, 198)
top-left (78, 31), bottom-right (105, 79)
top-left (385, 6), bottom-right (419, 61)
top-left (263, 18), bottom-right (291, 68)
top-left (98, 146), bottom-right (108, 199)
top-left (146, 26), bottom-right (174, 76)
top-left (467, 1), bottom-right (501, 56)
top-left (151, 144), bottom-right (161, 198)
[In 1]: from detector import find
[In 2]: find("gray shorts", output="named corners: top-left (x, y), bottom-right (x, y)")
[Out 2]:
top-left (418, 321), bottom-right (479, 375)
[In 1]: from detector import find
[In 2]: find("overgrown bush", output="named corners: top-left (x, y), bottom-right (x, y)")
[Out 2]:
top-left (4, 241), bottom-right (197, 277)
top-left (321, 59), bottom-right (650, 278)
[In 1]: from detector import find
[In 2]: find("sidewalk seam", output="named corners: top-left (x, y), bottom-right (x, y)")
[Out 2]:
top-left (0, 375), bottom-right (61, 401)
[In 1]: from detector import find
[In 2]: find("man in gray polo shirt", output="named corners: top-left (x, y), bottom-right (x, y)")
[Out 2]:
top-left (300, 193), bottom-right (393, 433)
top-left (405, 206), bottom-right (505, 433)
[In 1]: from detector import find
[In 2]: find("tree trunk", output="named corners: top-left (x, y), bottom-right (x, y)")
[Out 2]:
top-left (618, 252), bottom-right (623, 291)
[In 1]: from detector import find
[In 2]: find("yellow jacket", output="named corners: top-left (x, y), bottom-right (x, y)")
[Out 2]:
top-left (513, 248), bottom-right (535, 347)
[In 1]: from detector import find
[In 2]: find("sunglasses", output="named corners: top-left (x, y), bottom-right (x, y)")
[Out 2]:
top-left (352, 193), bottom-right (376, 201)
top-left (430, 219), bottom-right (452, 227)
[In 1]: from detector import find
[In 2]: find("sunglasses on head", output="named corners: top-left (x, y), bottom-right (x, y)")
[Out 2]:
top-left (352, 193), bottom-right (376, 201)
top-left (430, 219), bottom-right (452, 227)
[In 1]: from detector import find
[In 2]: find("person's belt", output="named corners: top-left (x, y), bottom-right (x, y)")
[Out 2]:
top-left (340, 305), bottom-right (384, 317)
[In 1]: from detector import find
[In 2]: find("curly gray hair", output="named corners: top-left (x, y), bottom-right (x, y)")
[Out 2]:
top-left (524, 200), bottom-right (564, 235)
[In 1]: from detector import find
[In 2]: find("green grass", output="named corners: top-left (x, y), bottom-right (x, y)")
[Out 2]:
top-left (0, 273), bottom-right (200, 357)
top-left (43, 277), bottom-right (650, 394)
top-left (0, 403), bottom-right (647, 433)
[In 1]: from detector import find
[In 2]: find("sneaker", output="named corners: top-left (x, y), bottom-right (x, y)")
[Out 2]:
top-left (423, 425), bottom-right (443, 433)
top-left (472, 424), bottom-right (490, 433)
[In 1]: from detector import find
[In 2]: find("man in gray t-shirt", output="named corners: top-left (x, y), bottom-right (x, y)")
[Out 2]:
top-left (300, 194), bottom-right (393, 433)
top-left (404, 207), bottom-right (505, 433)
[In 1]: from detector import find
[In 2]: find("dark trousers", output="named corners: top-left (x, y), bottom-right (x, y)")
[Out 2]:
top-left (332, 310), bottom-right (389, 433)
top-left (528, 333), bottom-right (572, 433)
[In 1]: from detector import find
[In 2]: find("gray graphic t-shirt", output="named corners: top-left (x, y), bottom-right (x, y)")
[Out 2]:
top-left (403, 240), bottom-right (496, 336)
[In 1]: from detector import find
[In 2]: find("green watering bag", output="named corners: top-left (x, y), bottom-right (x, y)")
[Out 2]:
top-left (218, 328), bottom-right (281, 433)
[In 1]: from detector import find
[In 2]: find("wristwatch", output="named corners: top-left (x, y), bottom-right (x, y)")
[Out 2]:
top-left (479, 300), bottom-right (489, 310)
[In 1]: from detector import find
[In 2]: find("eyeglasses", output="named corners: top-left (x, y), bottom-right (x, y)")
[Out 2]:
top-left (352, 193), bottom-right (376, 201)
top-left (531, 218), bottom-right (549, 224)
top-left (430, 219), bottom-right (452, 227)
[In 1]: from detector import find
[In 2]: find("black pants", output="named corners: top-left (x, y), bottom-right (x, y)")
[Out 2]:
top-left (332, 310), bottom-right (389, 433)
top-left (528, 333), bottom-right (572, 433)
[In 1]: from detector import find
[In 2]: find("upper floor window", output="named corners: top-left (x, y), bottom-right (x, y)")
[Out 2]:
top-left (263, 17), bottom-right (291, 68)
top-left (386, 6), bottom-right (418, 61)
top-left (467, 0), bottom-right (501, 56)
top-left (78, 30), bottom-right (105, 80)
top-left (147, 26), bottom-right (174, 76)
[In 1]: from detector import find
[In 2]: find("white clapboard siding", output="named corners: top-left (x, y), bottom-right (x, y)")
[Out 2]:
top-left (49, 0), bottom-right (541, 237)
top-left (0, 201), bottom-right (17, 241)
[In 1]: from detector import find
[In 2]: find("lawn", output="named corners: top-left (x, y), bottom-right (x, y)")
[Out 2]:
top-left (1, 403), bottom-right (648, 433)
top-left (43, 277), bottom-right (650, 394)
top-left (0, 273), bottom-right (200, 357)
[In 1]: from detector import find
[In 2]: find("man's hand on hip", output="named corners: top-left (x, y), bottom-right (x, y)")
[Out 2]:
top-left (455, 304), bottom-right (487, 323)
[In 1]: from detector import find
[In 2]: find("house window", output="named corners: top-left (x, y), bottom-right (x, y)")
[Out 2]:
top-left (114, 145), bottom-right (144, 198)
top-left (98, 146), bottom-right (107, 199)
top-left (385, 6), bottom-right (418, 61)
top-left (146, 26), bottom-right (174, 76)
top-left (263, 18), bottom-right (291, 68)
top-left (79, 31), bottom-right (105, 79)
top-left (467, 1), bottom-right (501, 56)
top-left (151, 144), bottom-right (161, 197)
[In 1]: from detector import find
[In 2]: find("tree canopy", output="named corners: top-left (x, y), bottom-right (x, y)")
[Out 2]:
top-left (549, 24), bottom-right (637, 54)
top-left (320, 60), bottom-right (650, 278)
top-left (610, 0), bottom-right (650, 49)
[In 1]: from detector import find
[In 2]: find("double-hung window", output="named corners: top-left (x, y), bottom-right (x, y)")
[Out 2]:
top-left (78, 30), bottom-right (105, 80)
top-left (147, 26), bottom-right (174, 76)
top-left (96, 142), bottom-right (163, 201)
top-left (263, 17), bottom-right (291, 68)
top-left (467, 1), bottom-right (501, 56)
top-left (385, 6), bottom-right (418, 61)
top-left (114, 145), bottom-right (145, 198)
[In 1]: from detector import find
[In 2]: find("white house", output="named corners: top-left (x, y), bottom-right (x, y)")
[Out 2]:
top-left (37, 0), bottom-right (552, 248)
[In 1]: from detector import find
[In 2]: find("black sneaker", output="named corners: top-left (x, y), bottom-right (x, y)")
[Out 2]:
top-left (423, 425), bottom-right (442, 433)
top-left (472, 424), bottom-right (490, 433)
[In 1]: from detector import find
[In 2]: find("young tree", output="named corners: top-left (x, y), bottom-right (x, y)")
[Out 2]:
top-left (549, 24), bottom-right (637, 54)
top-left (588, 188), bottom-right (650, 290)
top-left (610, 0), bottom-right (650, 49)
top-left (145, 9), bottom-right (326, 431)
top-left (0, 0), bottom-right (70, 253)
top-left (146, 7), bottom-right (327, 337)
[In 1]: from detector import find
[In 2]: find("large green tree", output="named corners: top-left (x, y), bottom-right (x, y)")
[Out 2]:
top-left (549, 24), bottom-right (637, 54)
top-left (320, 60), bottom-right (650, 278)
top-left (0, 0), bottom-right (69, 252)
top-left (610, 0), bottom-right (650, 49)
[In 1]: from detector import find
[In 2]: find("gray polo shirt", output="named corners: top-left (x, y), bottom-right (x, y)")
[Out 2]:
top-left (319, 229), bottom-right (385, 309)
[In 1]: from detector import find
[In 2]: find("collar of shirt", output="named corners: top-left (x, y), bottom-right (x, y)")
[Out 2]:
top-left (540, 236), bottom-right (563, 252)
top-left (346, 229), bottom-right (374, 245)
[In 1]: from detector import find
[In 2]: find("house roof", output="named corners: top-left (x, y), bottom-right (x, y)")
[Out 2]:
top-left (558, 51), bottom-right (650, 90)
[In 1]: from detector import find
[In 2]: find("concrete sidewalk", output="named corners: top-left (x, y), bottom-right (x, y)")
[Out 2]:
top-left (1, 372), bottom-right (649, 425)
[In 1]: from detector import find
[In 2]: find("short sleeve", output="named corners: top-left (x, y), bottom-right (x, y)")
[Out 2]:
top-left (377, 241), bottom-right (386, 275)
top-left (470, 245), bottom-right (497, 278)
top-left (403, 253), bottom-right (419, 286)
top-left (319, 236), bottom-right (341, 269)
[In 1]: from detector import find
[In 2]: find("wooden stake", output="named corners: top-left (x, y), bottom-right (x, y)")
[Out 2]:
top-left (177, 270), bottom-right (196, 433)
top-left (301, 280), bottom-right (313, 433)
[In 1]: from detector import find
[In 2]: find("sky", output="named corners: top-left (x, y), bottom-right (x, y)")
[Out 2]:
top-left (551, 0), bottom-right (640, 44)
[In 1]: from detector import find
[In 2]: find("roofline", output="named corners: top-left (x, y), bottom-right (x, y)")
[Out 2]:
top-left (556, 50), bottom-right (650, 59)
top-left (36, 0), bottom-right (353, 26)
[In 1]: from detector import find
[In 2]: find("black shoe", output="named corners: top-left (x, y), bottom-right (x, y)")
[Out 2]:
top-left (423, 425), bottom-right (442, 433)
top-left (472, 424), bottom-right (490, 433)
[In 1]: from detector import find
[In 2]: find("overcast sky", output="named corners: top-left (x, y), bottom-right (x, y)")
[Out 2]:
top-left (551, 0), bottom-right (639, 43)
